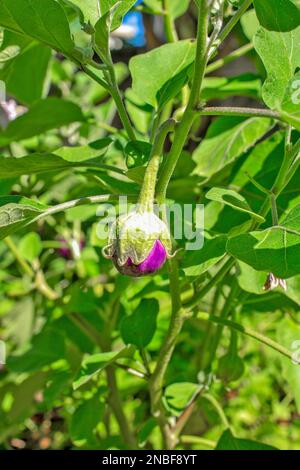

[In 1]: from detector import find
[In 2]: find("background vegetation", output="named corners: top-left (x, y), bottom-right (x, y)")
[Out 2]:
top-left (0, 0), bottom-right (300, 451)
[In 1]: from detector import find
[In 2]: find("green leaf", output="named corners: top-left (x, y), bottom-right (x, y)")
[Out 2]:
top-left (227, 205), bottom-right (300, 279)
top-left (0, 196), bottom-right (47, 240)
top-left (143, 0), bottom-right (190, 19)
top-left (280, 71), bottom-right (300, 131)
top-left (237, 261), bottom-right (268, 295)
top-left (277, 316), bottom-right (300, 412)
top-left (192, 117), bottom-right (272, 179)
top-left (63, 0), bottom-right (100, 26)
top-left (202, 74), bottom-right (262, 101)
top-left (0, 0), bottom-right (77, 57)
top-left (93, 12), bottom-right (111, 65)
top-left (8, 327), bottom-right (65, 373)
top-left (18, 232), bottom-right (42, 262)
top-left (130, 40), bottom-right (196, 107)
top-left (206, 187), bottom-right (265, 223)
top-left (216, 429), bottom-right (277, 450)
top-left (164, 382), bottom-right (201, 416)
top-left (182, 236), bottom-right (227, 277)
top-left (73, 346), bottom-right (134, 390)
top-left (240, 9), bottom-right (260, 40)
top-left (70, 396), bottom-right (104, 445)
top-left (125, 140), bottom-right (152, 169)
top-left (0, 98), bottom-right (85, 145)
top-left (0, 41), bottom-right (51, 105)
top-left (120, 299), bottom-right (159, 348)
top-left (254, 26), bottom-right (300, 109)
top-left (0, 372), bottom-right (49, 441)
top-left (0, 138), bottom-right (112, 179)
top-left (99, 0), bottom-right (136, 31)
top-left (254, 0), bottom-right (300, 32)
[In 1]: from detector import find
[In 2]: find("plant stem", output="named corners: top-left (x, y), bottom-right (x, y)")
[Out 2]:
top-left (139, 119), bottom-right (176, 210)
top-left (202, 393), bottom-right (230, 429)
top-left (163, 0), bottom-right (178, 42)
top-left (4, 236), bottom-right (34, 277)
top-left (206, 43), bottom-right (254, 74)
top-left (156, 0), bottom-right (209, 201)
top-left (108, 76), bottom-right (137, 141)
top-left (184, 258), bottom-right (235, 310)
top-left (34, 194), bottom-right (136, 223)
top-left (181, 435), bottom-right (216, 448)
top-left (197, 312), bottom-right (300, 364)
top-left (82, 65), bottom-right (136, 141)
top-left (4, 236), bottom-right (59, 300)
top-left (149, 258), bottom-right (184, 417)
top-left (212, 0), bottom-right (253, 58)
top-left (205, 281), bottom-right (239, 367)
top-left (197, 106), bottom-right (281, 121)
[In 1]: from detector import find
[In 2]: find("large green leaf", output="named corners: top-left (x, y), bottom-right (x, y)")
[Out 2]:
top-left (120, 299), bottom-right (159, 348)
top-left (0, 98), bottom-right (85, 145)
top-left (73, 346), bottom-right (134, 390)
top-left (129, 40), bottom-right (196, 107)
top-left (254, 0), bottom-right (300, 32)
top-left (0, 0), bottom-right (78, 57)
top-left (216, 429), bottom-right (277, 450)
top-left (227, 204), bottom-right (300, 279)
top-left (254, 26), bottom-right (300, 110)
top-left (192, 117), bottom-right (272, 179)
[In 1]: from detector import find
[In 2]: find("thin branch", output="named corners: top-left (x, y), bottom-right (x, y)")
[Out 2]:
top-left (197, 106), bottom-right (282, 121)
top-left (197, 312), bottom-right (300, 365)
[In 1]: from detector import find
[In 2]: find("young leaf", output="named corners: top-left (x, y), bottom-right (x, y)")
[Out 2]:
top-left (206, 187), bottom-right (265, 223)
top-left (0, 98), bottom-right (85, 145)
top-left (216, 429), bottom-right (277, 450)
top-left (130, 40), bottom-right (196, 107)
top-left (120, 299), bottom-right (159, 348)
